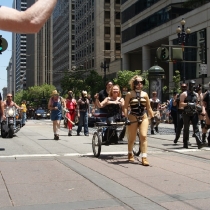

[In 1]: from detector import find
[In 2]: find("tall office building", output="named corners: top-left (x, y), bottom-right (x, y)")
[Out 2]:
top-left (121, 0), bottom-right (209, 97)
top-left (26, 0), bottom-right (53, 89)
top-left (12, 0), bottom-right (27, 93)
top-left (53, 0), bottom-right (75, 90)
top-left (75, 0), bottom-right (121, 79)
top-left (6, 58), bottom-right (13, 94)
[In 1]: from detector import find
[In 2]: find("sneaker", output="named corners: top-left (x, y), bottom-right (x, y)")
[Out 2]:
top-left (85, 134), bottom-right (89, 136)
top-left (77, 133), bottom-right (80, 136)
top-left (54, 134), bottom-right (59, 140)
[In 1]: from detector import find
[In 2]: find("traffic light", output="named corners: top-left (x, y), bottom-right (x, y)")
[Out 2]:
top-left (161, 48), bottom-right (166, 59)
top-left (156, 47), bottom-right (169, 61)
top-left (0, 35), bottom-right (8, 54)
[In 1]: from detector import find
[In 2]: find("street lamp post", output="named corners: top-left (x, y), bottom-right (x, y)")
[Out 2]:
top-left (100, 60), bottom-right (109, 85)
top-left (176, 18), bottom-right (191, 83)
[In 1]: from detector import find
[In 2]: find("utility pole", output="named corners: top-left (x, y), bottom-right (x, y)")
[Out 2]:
top-left (100, 60), bottom-right (109, 85)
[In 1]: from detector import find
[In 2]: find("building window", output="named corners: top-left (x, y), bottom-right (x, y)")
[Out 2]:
top-left (115, 43), bottom-right (121, 51)
top-left (105, 42), bottom-right (110, 50)
top-left (105, 27), bottom-right (110, 35)
top-left (105, 11), bottom-right (110, 19)
top-left (115, 27), bottom-right (121, 35)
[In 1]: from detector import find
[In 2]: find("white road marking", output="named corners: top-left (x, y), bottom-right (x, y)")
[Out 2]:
top-left (0, 154), bottom-right (59, 158)
top-left (0, 148), bottom-right (208, 159)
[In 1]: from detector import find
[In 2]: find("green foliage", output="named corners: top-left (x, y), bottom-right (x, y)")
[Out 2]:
top-left (172, 70), bottom-right (181, 93)
top-left (162, 70), bottom-right (181, 94)
top-left (60, 70), bottom-right (104, 98)
top-left (14, 84), bottom-right (56, 107)
top-left (113, 70), bottom-right (149, 91)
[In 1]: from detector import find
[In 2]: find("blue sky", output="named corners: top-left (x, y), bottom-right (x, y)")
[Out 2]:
top-left (0, 0), bottom-right (13, 93)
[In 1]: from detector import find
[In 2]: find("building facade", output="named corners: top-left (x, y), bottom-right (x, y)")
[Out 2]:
top-left (74, 0), bottom-right (122, 80)
top-left (121, 0), bottom-right (209, 99)
top-left (12, 0), bottom-right (27, 93)
top-left (26, 0), bottom-right (53, 89)
top-left (6, 58), bottom-right (13, 94)
top-left (52, 0), bottom-right (75, 90)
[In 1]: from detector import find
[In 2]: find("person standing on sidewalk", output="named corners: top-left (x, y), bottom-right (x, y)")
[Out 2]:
top-left (48, 90), bottom-right (66, 140)
top-left (168, 92), bottom-right (178, 133)
top-left (201, 84), bottom-right (210, 146)
top-left (20, 100), bottom-right (27, 126)
top-left (150, 91), bottom-right (161, 134)
top-left (124, 75), bottom-right (155, 166)
top-left (180, 80), bottom-right (203, 149)
top-left (77, 91), bottom-right (90, 136)
top-left (66, 91), bottom-right (77, 136)
top-left (195, 84), bottom-right (206, 144)
top-left (173, 83), bottom-right (188, 144)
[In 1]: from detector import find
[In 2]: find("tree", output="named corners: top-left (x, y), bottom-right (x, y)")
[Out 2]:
top-left (85, 70), bottom-right (104, 96)
top-left (14, 84), bottom-right (56, 107)
top-left (61, 70), bottom-right (104, 98)
top-left (162, 70), bottom-right (181, 94)
top-left (113, 70), bottom-right (149, 91)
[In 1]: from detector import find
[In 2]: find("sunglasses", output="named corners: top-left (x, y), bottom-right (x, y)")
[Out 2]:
top-left (181, 86), bottom-right (187, 88)
top-left (134, 81), bottom-right (143, 85)
top-left (7, 96), bottom-right (12, 97)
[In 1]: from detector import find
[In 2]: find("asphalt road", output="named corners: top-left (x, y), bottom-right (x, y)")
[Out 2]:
top-left (1, 120), bottom-right (210, 210)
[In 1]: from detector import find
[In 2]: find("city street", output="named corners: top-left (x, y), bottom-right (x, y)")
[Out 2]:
top-left (1, 120), bottom-right (210, 210)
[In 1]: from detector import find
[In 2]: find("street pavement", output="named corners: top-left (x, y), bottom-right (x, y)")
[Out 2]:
top-left (0, 120), bottom-right (210, 210)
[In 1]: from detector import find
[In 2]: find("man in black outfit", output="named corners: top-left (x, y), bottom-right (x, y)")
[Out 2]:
top-left (180, 80), bottom-right (203, 149)
top-left (173, 84), bottom-right (187, 144)
top-left (97, 80), bottom-right (113, 117)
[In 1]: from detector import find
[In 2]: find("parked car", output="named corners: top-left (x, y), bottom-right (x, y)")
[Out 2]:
top-left (34, 109), bottom-right (50, 119)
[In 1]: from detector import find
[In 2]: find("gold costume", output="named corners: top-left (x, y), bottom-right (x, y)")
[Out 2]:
top-left (124, 90), bottom-right (154, 166)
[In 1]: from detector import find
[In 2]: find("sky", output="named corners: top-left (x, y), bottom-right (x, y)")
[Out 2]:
top-left (0, 0), bottom-right (13, 93)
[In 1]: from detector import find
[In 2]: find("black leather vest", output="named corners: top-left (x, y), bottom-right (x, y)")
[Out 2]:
top-left (184, 91), bottom-right (197, 115)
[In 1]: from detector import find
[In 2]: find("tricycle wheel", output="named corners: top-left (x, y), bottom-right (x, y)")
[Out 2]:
top-left (92, 132), bottom-right (102, 157)
top-left (133, 131), bottom-right (140, 156)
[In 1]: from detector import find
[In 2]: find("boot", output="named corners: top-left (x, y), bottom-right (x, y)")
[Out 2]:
top-left (194, 132), bottom-right (203, 149)
top-left (154, 126), bottom-right (159, 133)
top-left (208, 132), bottom-right (210, 147)
top-left (142, 157), bottom-right (149, 166)
top-left (174, 138), bottom-right (178, 144)
top-left (202, 133), bottom-right (207, 144)
top-left (151, 130), bottom-right (155, 135)
top-left (68, 130), bottom-right (72, 136)
top-left (128, 153), bottom-right (135, 162)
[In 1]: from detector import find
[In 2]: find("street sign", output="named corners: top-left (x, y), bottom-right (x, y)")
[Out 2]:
top-left (200, 64), bottom-right (207, 74)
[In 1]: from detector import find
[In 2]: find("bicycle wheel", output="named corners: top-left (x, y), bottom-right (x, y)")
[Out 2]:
top-left (92, 132), bottom-right (102, 157)
top-left (133, 131), bottom-right (140, 156)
